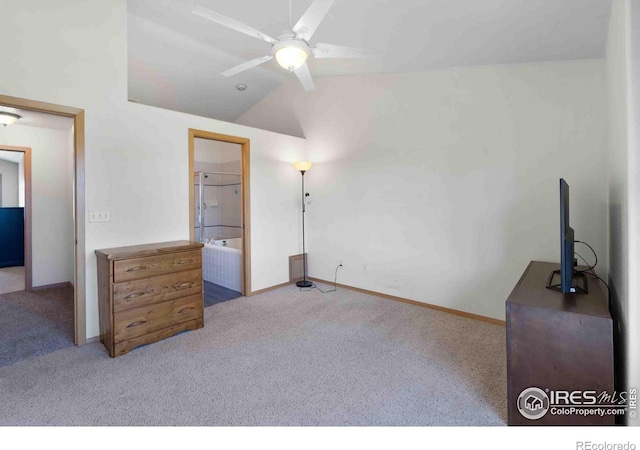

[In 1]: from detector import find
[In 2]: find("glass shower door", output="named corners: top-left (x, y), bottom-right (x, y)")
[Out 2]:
top-left (194, 172), bottom-right (204, 242)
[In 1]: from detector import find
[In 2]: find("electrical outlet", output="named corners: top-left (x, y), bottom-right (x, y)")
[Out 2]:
top-left (89, 210), bottom-right (111, 223)
top-left (338, 261), bottom-right (343, 267)
top-left (362, 264), bottom-right (368, 273)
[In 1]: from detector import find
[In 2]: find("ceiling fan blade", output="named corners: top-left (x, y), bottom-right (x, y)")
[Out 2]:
top-left (294, 62), bottom-right (315, 91)
top-left (313, 43), bottom-right (377, 59)
top-left (293, 0), bottom-right (335, 41)
top-left (193, 5), bottom-right (277, 44)
top-left (221, 55), bottom-right (274, 77)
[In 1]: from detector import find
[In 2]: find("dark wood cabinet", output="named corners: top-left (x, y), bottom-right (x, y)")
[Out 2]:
top-left (506, 261), bottom-right (614, 425)
top-left (0, 207), bottom-right (24, 267)
top-left (96, 241), bottom-right (204, 357)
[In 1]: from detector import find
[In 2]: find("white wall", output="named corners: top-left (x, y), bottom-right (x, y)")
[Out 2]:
top-left (239, 61), bottom-right (608, 321)
top-left (0, 125), bottom-right (75, 287)
top-left (0, 0), bottom-right (306, 339)
top-left (627, 0), bottom-right (640, 426)
top-left (607, 0), bottom-right (640, 426)
top-left (236, 84), bottom-right (307, 138)
top-left (606, 0), bottom-right (629, 404)
top-left (18, 156), bottom-right (25, 207)
top-left (0, 157), bottom-right (19, 207)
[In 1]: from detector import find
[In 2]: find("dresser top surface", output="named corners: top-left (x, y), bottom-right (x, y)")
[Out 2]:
top-left (506, 260), bottom-right (611, 319)
top-left (95, 240), bottom-right (203, 260)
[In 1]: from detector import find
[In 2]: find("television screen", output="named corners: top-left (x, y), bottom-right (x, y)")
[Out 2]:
top-left (559, 179), bottom-right (574, 293)
top-left (547, 178), bottom-right (587, 294)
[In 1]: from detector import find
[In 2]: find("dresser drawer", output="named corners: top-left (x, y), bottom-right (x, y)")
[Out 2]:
top-left (113, 319), bottom-right (203, 357)
top-left (113, 250), bottom-right (201, 282)
top-left (113, 269), bottom-right (202, 313)
top-left (113, 294), bottom-right (203, 344)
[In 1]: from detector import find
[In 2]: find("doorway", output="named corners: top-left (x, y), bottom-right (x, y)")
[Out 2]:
top-left (0, 146), bottom-right (31, 294)
top-left (0, 94), bottom-right (86, 346)
top-left (188, 129), bottom-right (251, 304)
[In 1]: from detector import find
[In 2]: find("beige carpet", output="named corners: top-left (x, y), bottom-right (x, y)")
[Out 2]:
top-left (0, 285), bottom-right (74, 367)
top-left (0, 266), bottom-right (25, 295)
top-left (0, 283), bottom-right (507, 426)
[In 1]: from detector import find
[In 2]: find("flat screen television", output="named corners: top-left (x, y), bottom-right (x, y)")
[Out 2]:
top-left (547, 178), bottom-right (588, 294)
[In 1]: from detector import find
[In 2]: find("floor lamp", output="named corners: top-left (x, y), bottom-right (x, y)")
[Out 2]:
top-left (294, 161), bottom-right (313, 288)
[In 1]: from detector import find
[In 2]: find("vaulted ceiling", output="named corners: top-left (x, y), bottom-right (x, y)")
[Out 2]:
top-left (127, 0), bottom-right (613, 128)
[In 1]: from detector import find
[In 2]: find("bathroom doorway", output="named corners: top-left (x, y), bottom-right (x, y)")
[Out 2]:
top-left (188, 130), bottom-right (251, 306)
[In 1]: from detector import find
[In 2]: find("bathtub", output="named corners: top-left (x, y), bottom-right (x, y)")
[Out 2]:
top-left (208, 237), bottom-right (242, 250)
top-left (202, 238), bottom-right (242, 292)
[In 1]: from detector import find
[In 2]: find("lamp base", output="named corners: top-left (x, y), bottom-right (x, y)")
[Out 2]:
top-left (296, 280), bottom-right (313, 288)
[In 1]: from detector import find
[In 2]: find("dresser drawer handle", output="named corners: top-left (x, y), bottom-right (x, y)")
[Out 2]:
top-left (175, 282), bottom-right (193, 289)
top-left (124, 292), bottom-right (145, 300)
top-left (176, 259), bottom-right (192, 265)
top-left (126, 320), bottom-right (147, 328)
top-left (178, 307), bottom-right (195, 314)
top-left (126, 265), bottom-right (150, 273)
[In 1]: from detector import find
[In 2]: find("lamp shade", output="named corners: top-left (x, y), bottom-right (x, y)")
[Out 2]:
top-left (273, 40), bottom-right (309, 71)
top-left (293, 161), bottom-right (313, 172)
top-left (0, 112), bottom-right (21, 126)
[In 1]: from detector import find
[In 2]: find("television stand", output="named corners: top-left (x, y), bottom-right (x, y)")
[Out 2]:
top-left (506, 261), bottom-right (614, 425)
top-left (545, 269), bottom-right (588, 294)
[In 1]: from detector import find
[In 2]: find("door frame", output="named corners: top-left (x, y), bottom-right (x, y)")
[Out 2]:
top-left (188, 129), bottom-right (252, 295)
top-left (0, 94), bottom-right (86, 345)
top-left (0, 145), bottom-right (32, 290)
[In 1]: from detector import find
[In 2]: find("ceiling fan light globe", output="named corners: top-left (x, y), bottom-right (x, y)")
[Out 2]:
top-left (273, 39), bottom-right (310, 71)
top-left (0, 112), bottom-right (21, 126)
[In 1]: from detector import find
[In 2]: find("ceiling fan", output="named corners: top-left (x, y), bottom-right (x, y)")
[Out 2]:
top-left (193, 0), bottom-right (375, 91)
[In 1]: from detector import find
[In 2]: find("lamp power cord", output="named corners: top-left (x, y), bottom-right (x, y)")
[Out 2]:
top-left (299, 264), bottom-right (342, 293)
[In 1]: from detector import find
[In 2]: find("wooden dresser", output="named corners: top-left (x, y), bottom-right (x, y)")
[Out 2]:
top-left (96, 241), bottom-right (204, 357)
top-left (506, 261), bottom-right (614, 425)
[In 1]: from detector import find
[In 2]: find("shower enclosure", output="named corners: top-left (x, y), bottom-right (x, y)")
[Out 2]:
top-left (194, 171), bottom-right (242, 242)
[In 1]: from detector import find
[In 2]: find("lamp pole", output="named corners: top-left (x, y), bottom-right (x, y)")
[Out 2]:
top-left (294, 162), bottom-right (313, 288)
